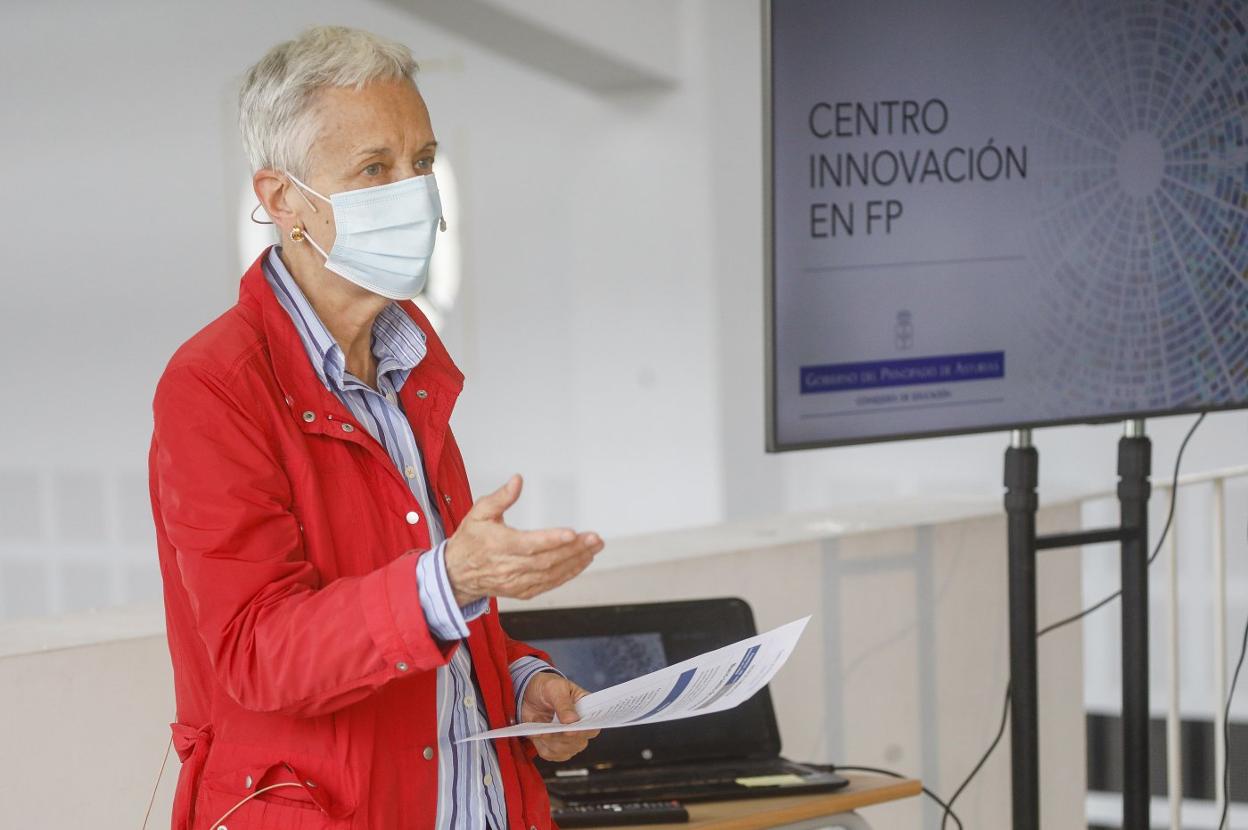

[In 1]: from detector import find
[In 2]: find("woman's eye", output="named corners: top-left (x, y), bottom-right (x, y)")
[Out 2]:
top-left (363, 163), bottom-right (382, 176)
top-left (416, 157), bottom-right (434, 170)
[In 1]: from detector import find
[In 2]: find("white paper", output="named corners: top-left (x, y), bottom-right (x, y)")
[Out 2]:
top-left (457, 615), bottom-right (810, 743)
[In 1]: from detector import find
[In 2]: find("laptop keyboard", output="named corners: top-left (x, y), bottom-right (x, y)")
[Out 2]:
top-left (547, 758), bottom-right (839, 803)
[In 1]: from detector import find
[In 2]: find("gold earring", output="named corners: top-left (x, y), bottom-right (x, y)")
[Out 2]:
top-left (290, 225), bottom-right (305, 243)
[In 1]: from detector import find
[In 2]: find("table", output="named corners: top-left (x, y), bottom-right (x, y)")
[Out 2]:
top-left (580, 773), bottom-right (922, 830)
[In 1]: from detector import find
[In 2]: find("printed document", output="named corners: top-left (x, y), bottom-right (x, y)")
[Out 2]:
top-left (458, 616), bottom-right (810, 743)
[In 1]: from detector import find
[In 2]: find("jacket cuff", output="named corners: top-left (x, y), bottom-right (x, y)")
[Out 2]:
top-left (360, 550), bottom-right (456, 675)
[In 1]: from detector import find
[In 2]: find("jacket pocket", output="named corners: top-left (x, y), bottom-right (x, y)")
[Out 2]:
top-left (194, 744), bottom-right (356, 830)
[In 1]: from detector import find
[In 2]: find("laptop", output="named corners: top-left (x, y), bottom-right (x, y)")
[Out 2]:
top-left (500, 598), bottom-right (848, 805)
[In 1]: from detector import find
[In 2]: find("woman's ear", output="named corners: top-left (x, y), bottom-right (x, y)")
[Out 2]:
top-left (253, 169), bottom-right (297, 233)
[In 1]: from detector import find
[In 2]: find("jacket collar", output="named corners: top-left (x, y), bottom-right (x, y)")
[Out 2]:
top-left (260, 246), bottom-right (429, 395)
top-left (237, 246), bottom-right (465, 421)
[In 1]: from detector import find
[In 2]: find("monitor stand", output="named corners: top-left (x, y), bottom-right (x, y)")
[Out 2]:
top-left (1003, 421), bottom-right (1151, 830)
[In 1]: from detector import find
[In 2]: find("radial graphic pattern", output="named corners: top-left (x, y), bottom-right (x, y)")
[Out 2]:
top-left (1023, 0), bottom-right (1248, 416)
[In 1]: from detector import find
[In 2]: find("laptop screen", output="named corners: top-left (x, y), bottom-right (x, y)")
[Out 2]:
top-left (526, 633), bottom-right (667, 694)
top-left (501, 598), bottom-right (782, 772)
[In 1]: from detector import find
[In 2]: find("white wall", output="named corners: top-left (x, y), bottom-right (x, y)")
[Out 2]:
top-left (0, 0), bottom-right (727, 620)
top-left (2, 0), bottom-right (1244, 623)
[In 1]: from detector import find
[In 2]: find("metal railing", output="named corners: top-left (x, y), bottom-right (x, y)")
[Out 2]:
top-left (1077, 463), bottom-right (1248, 828)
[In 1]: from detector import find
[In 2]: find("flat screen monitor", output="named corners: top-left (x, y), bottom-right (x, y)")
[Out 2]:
top-left (765, 0), bottom-right (1248, 450)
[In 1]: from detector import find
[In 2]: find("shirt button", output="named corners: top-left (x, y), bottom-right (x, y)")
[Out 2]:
top-left (396, 661), bottom-right (409, 672)
top-left (405, 465), bottom-right (417, 479)
top-left (386, 391), bottom-right (397, 403)
top-left (423, 746), bottom-right (434, 761)
top-left (416, 389), bottom-right (429, 399)
top-left (464, 696), bottom-right (475, 708)
top-left (405, 511), bottom-right (420, 525)
top-left (341, 423), bottom-right (354, 433)
top-left (301, 411), bottom-right (316, 422)
top-left (483, 774), bottom-right (493, 787)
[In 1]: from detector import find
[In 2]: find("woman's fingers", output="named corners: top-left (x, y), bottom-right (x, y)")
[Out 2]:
top-left (450, 518), bottom-right (603, 601)
top-left (498, 533), bottom-right (601, 598)
top-left (513, 525), bottom-right (582, 555)
top-left (467, 474), bottom-right (523, 521)
top-left (534, 732), bottom-right (595, 761)
top-left (526, 534), bottom-right (602, 578)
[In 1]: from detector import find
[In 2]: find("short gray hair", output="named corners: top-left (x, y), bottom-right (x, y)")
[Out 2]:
top-left (238, 25), bottom-right (418, 176)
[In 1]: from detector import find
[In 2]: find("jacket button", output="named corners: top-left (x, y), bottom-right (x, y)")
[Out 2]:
top-left (416, 389), bottom-right (429, 399)
top-left (301, 411), bottom-right (316, 422)
top-left (341, 423), bottom-right (354, 433)
top-left (423, 746), bottom-right (434, 761)
top-left (405, 511), bottom-right (420, 525)
top-left (396, 661), bottom-right (409, 672)
top-left (244, 775), bottom-right (253, 788)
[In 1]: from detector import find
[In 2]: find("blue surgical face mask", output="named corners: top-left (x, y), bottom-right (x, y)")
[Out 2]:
top-left (287, 171), bottom-right (446, 301)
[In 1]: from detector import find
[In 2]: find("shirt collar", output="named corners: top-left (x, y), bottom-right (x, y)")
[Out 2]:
top-left (261, 246), bottom-right (428, 394)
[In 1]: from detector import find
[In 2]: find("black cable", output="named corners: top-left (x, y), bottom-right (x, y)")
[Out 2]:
top-left (830, 764), bottom-right (964, 830)
top-left (940, 413), bottom-right (1205, 830)
top-left (1037, 412), bottom-right (1205, 638)
top-left (1219, 533), bottom-right (1248, 830)
top-left (938, 685), bottom-right (1012, 830)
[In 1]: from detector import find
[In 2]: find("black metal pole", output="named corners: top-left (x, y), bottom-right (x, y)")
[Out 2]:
top-left (1118, 421), bottom-right (1152, 829)
top-left (1004, 429), bottom-right (1040, 830)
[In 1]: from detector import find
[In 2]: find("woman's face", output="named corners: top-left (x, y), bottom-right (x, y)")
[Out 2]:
top-left (292, 77), bottom-right (438, 250)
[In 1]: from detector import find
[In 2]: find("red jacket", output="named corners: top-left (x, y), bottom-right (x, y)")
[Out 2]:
top-left (148, 249), bottom-right (554, 830)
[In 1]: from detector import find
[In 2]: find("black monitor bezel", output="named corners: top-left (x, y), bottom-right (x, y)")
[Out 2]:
top-left (761, 0), bottom-right (1238, 453)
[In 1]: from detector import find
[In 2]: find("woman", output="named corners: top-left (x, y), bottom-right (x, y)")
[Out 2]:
top-left (149, 25), bottom-right (602, 830)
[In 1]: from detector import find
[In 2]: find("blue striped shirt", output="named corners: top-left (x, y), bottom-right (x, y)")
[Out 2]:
top-left (263, 247), bottom-right (557, 829)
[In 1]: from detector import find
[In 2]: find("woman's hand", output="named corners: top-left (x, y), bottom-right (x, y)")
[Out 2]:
top-left (444, 475), bottom-right (603, 606)
top-left (520, 673), bottom-right (601, 763)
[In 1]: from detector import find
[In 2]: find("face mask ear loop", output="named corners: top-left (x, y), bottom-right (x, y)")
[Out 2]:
top-left (284, 172), bottom-right (332, 260)
top-left (285, 172), bottom-right (326, 214)
top-left (249, 204), bottom-right (274, 225)
top-left (301, 229), bottom-right (331, 261)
